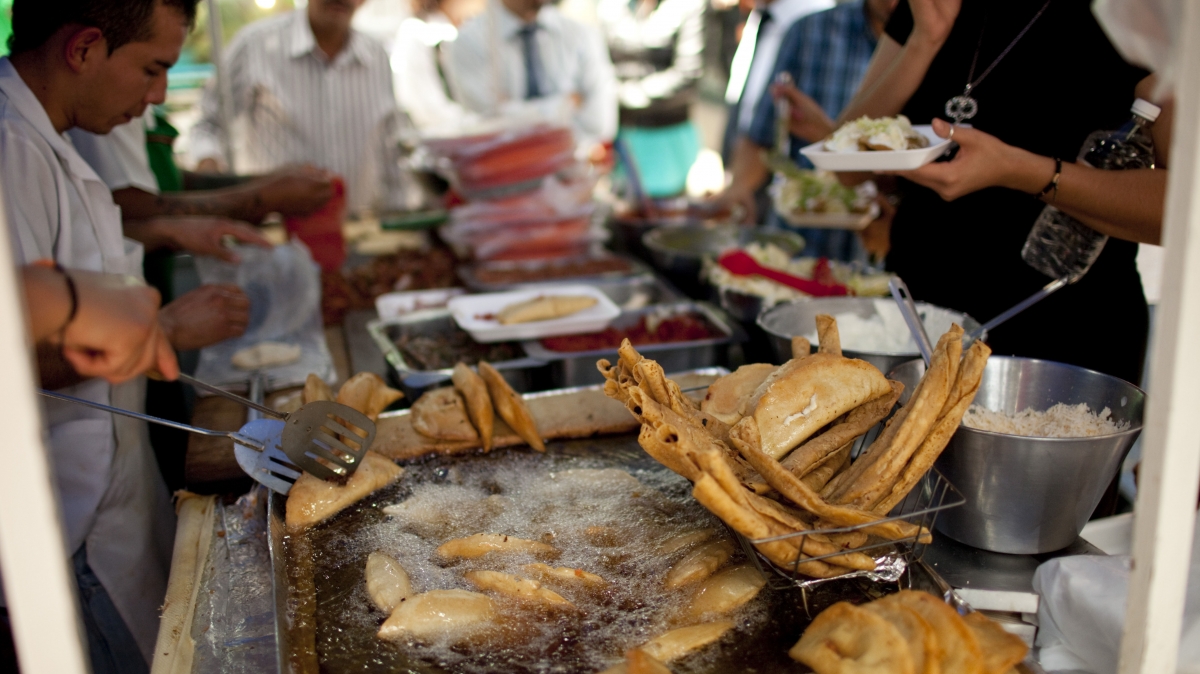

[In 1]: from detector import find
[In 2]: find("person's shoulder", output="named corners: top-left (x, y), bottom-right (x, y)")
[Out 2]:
top-left (227, 11), bottom-right (294, 50)
top-left (793, 0), bottom-right (859, 30)
top-left (350, 28), bottom-right (391, 67)
top-left (454, 11), bottom-right (489, 44)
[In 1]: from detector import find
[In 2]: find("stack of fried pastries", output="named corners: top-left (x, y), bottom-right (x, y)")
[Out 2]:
top-left (597, 314), bottom-right (989, 578)
top-left (791, 590), bottom-right (1028, 674)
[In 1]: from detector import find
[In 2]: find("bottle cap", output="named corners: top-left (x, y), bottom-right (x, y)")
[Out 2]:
top-left (1132, 98), bottom-right (1162, 122)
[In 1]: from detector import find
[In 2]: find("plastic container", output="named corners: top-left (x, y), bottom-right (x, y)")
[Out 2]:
top-left (1021, 99), bottom-right (1161, 282)
top-left (285, 176), bottom-right (346, 273)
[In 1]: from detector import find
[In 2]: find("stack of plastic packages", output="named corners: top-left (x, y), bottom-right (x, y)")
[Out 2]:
top-left (424, 123), bottom-right (607, 263)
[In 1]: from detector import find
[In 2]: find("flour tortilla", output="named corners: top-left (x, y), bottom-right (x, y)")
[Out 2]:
top-left (231, 341), bottom-right (301, 370)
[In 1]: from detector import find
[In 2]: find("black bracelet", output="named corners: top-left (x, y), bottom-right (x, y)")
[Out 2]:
top-left (1036, 157), bottom-right (1063, 200)
top-left (53, 263), bottom-right (78, 339)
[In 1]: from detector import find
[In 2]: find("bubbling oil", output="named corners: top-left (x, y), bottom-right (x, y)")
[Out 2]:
top-left (300, 446), bottom-right (781, 673)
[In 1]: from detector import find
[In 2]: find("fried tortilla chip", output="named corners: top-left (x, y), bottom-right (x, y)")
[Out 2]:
top-left (701, 363), bottom-right (776, 426)
top-left (963, 612), bottom-right (1028, 674)
top-left (411, 387), bottom-right (479, 441)
top-left (729, 419), bottom-right (926, 541)
top-left (880, 591), bottom-right (982, 674)
top-left (873, 339), bottom-right (990, 514)
top-left (801, 442), bottom-right (852, 492)
top-left (639, 621), bottom-right (734, 662)
top-left (750, 352), bottom-right (892, 460)
top-left (478, 361), bottom-right (544, 451)
top-left (452, 362), bottom-right (494, 450)
top-left (830, 325), bottom-right (963, 509)
top-left (815, 314), bottom-right (842, 356)
top-left (336, 372), bottom-right (404, 421)
top-left (789, 602), bottom-right (914, 674)
top-left (781, 380), bottom-right (903, 477)
top-left (303, 373), bottom-right (334, 404)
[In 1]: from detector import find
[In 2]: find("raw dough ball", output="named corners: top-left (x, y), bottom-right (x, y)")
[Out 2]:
top-left (231, 342), bottom-right (302, 370)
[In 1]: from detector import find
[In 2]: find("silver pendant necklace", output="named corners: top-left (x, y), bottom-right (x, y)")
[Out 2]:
top-left (945, 0), bottom-right (1054, 124)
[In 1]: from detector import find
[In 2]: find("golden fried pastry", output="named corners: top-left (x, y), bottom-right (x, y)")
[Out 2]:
top-left (377, 589), bottom-right (496, 641)
top-left (285, 451), bottom-right (403, 531)
top-left (789, 602), bottom-right (914, 674)
top-left (336, 372), bottom-right (403, 421)
top-left (478, 361), bottom-right (545, 451)
top-left (879, 591), bottom-right (982, 674)
top-left (664, 538), bottom-right (734, 589)
top-left (452, 362), bottom-right (494, 450)
top-left (303, 372), bottom-right (334, 404)
top-left (639, 621), bottom-right (734, 662)
top-left (497, 295), bottom-right (597, 324)
top-left (963, 612), bottom-right (1028, 674)
top-left (464, 570), bottom-right (574, 608)
top-left (411, 387), bottom-right (479, 441)
top-left (681, 563), bottom-right (766, 621)
top-left (435, 533), bottom-right (559, 561)
top-left (700, 363), bottom-right (777, 426)
top-left (365, 552), bottom-right (412, 613)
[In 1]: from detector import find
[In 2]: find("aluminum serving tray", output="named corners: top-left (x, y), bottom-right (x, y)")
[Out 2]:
top-left (366, 308), bottom-right (548, 400)
top-left (265, 372), bottom-right (998, 674)
top-left (520, 301), bottom-right (747, 388)
top-left (457, 254), bottom-right (654, 292)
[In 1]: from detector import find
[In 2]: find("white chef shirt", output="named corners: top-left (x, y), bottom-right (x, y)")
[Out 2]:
top-left (0, 57), bottom-right (173, 661)
top-left (68, 109), bottom-right (159, 195)
top-left (725, 0), bottom-right (834, 132)
top-left (447, 0), bottom-right (618, 147)
top-left (390, 13), bottom-right (480, 134)
top-left (187, 9), bottom-right (406, 214)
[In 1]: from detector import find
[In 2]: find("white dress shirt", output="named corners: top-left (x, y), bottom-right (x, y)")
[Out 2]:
top-left (725, 0), bottom-right (834, 132)
top-left (188, 10), bottom-right (405, 214)
top-left (448, 0), bottom-right (617, 147)
top-left (390, 13), bottom-right (480, 134)
top-left (0, 57), bottom-right (174, 661)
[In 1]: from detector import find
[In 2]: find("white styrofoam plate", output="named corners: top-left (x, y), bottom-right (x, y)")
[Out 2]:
top-left (448, 285), bottom-right (621, 343)
top-left (375, 288), bottom-right (466, 320)
top-left (774, 201), bottom-right (881, 231)
top-left (800, 125), bottom-right (954, 172)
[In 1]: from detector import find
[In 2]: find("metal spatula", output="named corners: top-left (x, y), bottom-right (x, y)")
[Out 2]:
top-left (37, 390), bottom-right (302, 494)
top-left (174, 373), bottom-right (375, 482)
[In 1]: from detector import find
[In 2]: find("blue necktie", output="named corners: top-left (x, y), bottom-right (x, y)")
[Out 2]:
top-left (518, 24), bottom-right (542, 99)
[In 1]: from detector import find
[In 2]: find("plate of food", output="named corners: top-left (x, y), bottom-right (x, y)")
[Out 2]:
top-left (448, 285), bottom-right (621, 343)
top-left (767, 166), bottom-right (880, 230)
top-left (800, 116), bottom-right (953, 171)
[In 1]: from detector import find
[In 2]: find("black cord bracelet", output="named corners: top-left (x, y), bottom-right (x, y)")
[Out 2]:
top-left (1036, 157), bottom-right (1063, 200)
top-left (53, 262), bottom-right (78, 339)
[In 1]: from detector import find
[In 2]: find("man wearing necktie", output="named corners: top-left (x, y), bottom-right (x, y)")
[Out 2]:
top-left (719, 0), bottom-right (833, 213)
top-left (448, 0), bottom-right (618, 153)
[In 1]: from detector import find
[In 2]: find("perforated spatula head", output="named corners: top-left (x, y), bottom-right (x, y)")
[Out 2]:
top-left (280, 401), bottom-right (376, 481)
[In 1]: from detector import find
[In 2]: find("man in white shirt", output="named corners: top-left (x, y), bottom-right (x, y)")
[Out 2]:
top-left (448, 0), bottom-right (617, 151)
top-left (187, 0), bottom-right (407, 215)
top-left (0, 1), bottom-right (236, 671)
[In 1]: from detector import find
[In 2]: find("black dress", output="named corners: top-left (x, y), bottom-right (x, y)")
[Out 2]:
top-left (885, 0), bottom-right (1150, 384)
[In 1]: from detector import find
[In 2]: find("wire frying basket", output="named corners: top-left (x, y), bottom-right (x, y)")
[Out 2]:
top-left (736, 466), bottom-right (965, 591)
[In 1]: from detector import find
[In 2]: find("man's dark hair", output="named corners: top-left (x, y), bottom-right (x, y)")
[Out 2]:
top-left (9, 0), bottom-right (200, 56)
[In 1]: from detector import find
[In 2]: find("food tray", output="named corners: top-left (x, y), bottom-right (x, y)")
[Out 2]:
top-left (799, 125), bottom-right (953, 172)
top-left (457, 254), bottom-right (653, 292)
top-left (448, 285), bottom-right (622, 343)
top-left (366, 308), bottom-right (548, 400)
top-left (265, 376), bottom-right (988, 674)
top-left (520, 301), bottom-right (745, 388)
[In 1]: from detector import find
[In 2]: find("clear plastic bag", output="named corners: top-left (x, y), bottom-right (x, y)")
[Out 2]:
top-left (193, 241), bottom-right (336, 391)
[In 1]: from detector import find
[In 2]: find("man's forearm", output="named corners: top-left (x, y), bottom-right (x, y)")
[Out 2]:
top-left (837, 35), bottom-right (942, 124)
top-left (729, 137), bottom-right (771, 195)
top-left (113, 184), bottom-right (269, 223)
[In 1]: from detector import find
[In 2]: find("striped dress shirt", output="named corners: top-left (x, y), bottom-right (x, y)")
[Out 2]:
top-left (188, 10), bottom-right (404, 214)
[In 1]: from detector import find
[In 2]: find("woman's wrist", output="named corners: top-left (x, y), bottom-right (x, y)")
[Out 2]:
top-left (1002, 147), bottom-right (1058, 196)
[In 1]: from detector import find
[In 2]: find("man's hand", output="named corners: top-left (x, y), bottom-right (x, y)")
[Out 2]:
top-left (254, 165), bottom-right (336, 218)
top-left (56, 270), bottom-right (179, 383)
top-left (889, 118), bottom-right (1048, 201)
top-left (708, 186), bottom-right (758, 225)
top-left (195, 158), bottom-right (222, 173)
top-left (771, 82), bottom-right (836, 144)
top-left (909, 0), bottom-right (962, 48)
top-left (164, 217), bottom-right (272, 262)
top-left (858, 194), bottom-right (896, 261)
top-left (159, 284), bottom-right (251, 351)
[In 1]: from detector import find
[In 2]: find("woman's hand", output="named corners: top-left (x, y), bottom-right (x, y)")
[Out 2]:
top-left (889, 118), bottom-right (1052, 200)
top-left (909, 0), bottom-right (962, 48)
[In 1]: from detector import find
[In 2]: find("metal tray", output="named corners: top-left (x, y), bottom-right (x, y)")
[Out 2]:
top-left (366, 308), bottom-right (548, 400)
top-left (519, 301), bottom-right (746, 388)
top-left (266, 382), bottom-right (977, 674)
top-left (457, 254), bottom-right (653, 292)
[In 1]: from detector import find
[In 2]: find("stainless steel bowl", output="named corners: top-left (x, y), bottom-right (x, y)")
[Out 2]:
top-left (757, 297), bottom-right (980, 371)
top-left (889, 357), bottom-right (1145, 554)
top-left (641, 225), bottom-right (805, 279)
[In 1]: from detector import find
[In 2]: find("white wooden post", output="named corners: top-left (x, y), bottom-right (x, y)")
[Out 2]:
top-left (0, 188), bottom-right (90, 669)
top-left (1118, 1), bottom-right (1200, 672)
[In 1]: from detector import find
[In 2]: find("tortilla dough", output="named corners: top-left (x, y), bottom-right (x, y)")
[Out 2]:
top-left (231, 341), bottom-right (302, 370)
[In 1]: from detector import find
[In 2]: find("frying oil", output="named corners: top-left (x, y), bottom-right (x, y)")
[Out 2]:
top-left (298, 447), bottom-right (779, 673)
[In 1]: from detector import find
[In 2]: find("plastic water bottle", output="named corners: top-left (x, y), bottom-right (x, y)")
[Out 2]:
top-left (1021, 99), bottom-right (1161, 282)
